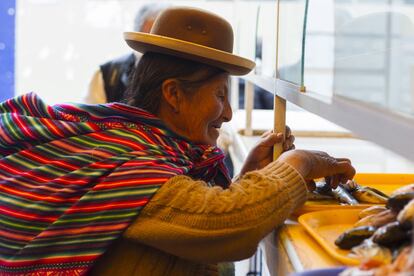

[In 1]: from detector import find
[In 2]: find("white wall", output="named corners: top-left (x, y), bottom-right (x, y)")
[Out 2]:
top-left (15, 0), bottom-right (235, 104)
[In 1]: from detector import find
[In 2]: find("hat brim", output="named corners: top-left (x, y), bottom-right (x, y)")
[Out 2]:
top-left (124, 32), bottom-right (255, 76)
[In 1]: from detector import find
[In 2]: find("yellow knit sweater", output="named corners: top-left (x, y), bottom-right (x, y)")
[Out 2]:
top-left (90, 161), bottom-right (307, 276)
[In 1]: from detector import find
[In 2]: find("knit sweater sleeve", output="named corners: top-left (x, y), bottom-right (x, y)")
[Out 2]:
top-left (123, 161), bottom-right (307, 263)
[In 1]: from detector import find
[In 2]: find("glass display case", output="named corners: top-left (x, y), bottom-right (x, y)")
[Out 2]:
top-left (277, 0), bottom-right (307, 86)
top-left (257, 1), bottom-right (278, 78)
top-left (333, 1), bottom-right (414, 116)
top-left (238, 0), bottom-right (414, 162)
top-left (303, 0), bottom-right (335, 96)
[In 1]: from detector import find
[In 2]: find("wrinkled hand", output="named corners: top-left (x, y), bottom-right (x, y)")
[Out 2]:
top-left (278, 150), bottom-right (356, 191)
top-left (239, 127), bottom-right (295, 175)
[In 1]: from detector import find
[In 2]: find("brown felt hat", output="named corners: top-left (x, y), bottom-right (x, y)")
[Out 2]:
top-left (124, 6), bottom-right (255, 75)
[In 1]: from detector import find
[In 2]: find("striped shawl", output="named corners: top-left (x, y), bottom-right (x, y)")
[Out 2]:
top-left (0, 93), bottom-right (229, 275)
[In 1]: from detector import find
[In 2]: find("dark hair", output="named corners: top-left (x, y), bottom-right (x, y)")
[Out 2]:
top-left (123, 52), bottom-right (225, 114)
top-left (133, 4), bottom-right (168, 32)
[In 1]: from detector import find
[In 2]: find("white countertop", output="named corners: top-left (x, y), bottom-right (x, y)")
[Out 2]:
top-left (228, 109), bottom-right (414, 173)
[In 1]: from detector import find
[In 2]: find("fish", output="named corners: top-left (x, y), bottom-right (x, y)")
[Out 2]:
top-left (397, 198), bottom-right (414, 229)
top-left (372, 221), bottom-right (411, 247)
top-left (343, 180), bottom-right (389, 204)
top-left (313, 180), bottom-right (391, 205)
top-left (386, 192), bottom-right (414, 212)
top-left (352, 186), bottom-right (388, 204)
top-left (354, 209), bottom-right (397, 228)
top-left (335, 226), bottom-right (376, 249)
top-left (306, 192), bottom-right (335, 201)
top-left (333, 184), bottom-right (359, 205)
top-left (314, 180), bottom-right (359, 205)
top-left (358, 206), bottom-right (388, 219)
top-left (390, 183), bottom-right (414, 197)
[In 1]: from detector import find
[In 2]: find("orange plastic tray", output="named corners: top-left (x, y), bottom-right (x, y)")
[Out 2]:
top-left (298, 209), bottom-right (363, 265)
top-left (294, 173), bottom-right (414, 215)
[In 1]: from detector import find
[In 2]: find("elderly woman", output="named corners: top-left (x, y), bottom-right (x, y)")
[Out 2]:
top-left (0, 7), bottom-right (354, 276)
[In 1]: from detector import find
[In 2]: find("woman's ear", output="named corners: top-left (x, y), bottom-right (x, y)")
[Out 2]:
top-left (161, 79), bottom-right (181, 113)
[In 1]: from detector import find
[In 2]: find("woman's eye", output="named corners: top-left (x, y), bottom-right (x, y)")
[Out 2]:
top-left (217, 91), bottom-right (226, 99)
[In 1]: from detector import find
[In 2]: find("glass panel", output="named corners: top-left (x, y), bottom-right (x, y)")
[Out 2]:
top-left (256, 2), bottom-right (277, 77)
top-left (234, 2), bottom-right (259, 65)
top-left (303, 0), bottom-right (335, 96)
top-left (333, 0), bottom-right (414, 117)
top-left (278, 0), bottom-right (307, 85)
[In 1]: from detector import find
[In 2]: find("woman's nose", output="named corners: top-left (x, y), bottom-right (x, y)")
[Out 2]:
top-left (222, 99), bottom-right (232, 122)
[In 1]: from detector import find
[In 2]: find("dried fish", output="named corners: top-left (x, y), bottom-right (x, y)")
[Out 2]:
top-left (335, 226), bottom-right (376, 250)
top-left (354, 210), bottom-right (397, 228)
top-left (396, 198), bottom-right (414, 229)
top-left (372, 221), bottom-right (411, 247)
top-left (343, 180), bottom-right (388, 204)
top-left (353, 187), bottom-right (388, 204)
top-left (386, 192), bottom-right (414, 212)
top-left (314, 180), bottom-right (334, 196)
top-left (314, 181), bottom-right (359, 205)
top-left (390, 183), bottom-right (414, 197)
top-left (358, 206), bottom-right (388, 219)
top-left (307, 192), bottom-right (335, 201)
top-left (314, 180), bottom-right (390, 205)
top-left (333, 184), bottom-right (359, 205)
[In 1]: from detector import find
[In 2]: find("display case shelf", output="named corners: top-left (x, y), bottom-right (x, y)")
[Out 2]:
top-left (276, 78), bottom-right (414, 161)
top-left (243, 73), bottom-right (275, 95)
top-left (241, 73), bottom-right (414, 161)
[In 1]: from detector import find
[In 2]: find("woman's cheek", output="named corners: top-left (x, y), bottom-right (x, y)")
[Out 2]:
top-left (214, 102), bottom-right (225, 117)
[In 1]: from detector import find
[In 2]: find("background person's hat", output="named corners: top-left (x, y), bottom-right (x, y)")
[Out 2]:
top-left (124, 6), bottom-right (255, 75)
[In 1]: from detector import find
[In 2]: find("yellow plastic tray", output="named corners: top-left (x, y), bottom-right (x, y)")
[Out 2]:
top-left (298, 209), bottom-right (363, 265)
top-left (294, 173), bottom-right (414, 215)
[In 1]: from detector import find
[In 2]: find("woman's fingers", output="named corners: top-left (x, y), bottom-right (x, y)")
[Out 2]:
top-left (337, 161), bottom-right (356, 183)
top-left (325, 160), bottom-right (355, 189)
top-left (278, 150), bottom-right (356, 188)
top-left (261, 130), bottom-right (273, 138)
top-left (283, 135), bottom-right (295, 151)
top-left (259, 132), bottom-right (284, 147)
top-left (330, 175), bottom-right (341, 189)
top-left (335, 158), bottom-right (352, 163)
top-left (309, 152), bottom-right (355, 188)
top-left (263, 126), bottom-right (291, 138)
top-left (285, 126), bottom-right (291, 137)
top-left (260, 127), bottom-right (295, 151)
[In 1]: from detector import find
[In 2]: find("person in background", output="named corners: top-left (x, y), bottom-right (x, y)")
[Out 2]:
top-left (238, 80), bottom-right (274, 109)
top-left (0, 7), bottom-right (355, 275)
top-left (84, 3), bottom-right (167, 104)
top-left (238, 38), bottom-right (274, 110)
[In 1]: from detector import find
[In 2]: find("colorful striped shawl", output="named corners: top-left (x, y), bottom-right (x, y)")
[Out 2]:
top-left (0, 93), bottom-right (229, 275)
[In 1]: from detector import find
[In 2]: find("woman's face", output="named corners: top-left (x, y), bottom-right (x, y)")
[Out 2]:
top-left (175, 73), bottom-right (232, 145)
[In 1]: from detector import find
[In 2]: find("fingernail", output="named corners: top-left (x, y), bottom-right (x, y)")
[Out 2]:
top-left (276, 133), bottom-right (283, 138)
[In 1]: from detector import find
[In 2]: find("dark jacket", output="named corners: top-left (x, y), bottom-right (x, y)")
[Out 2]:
top-left (100, 53), bottom-right (137, 102)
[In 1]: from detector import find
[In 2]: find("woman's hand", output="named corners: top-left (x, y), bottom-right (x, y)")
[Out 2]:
top-left (277, 150), bottom-right (356, 191)
top-left (239, 127), bottom-right (295, 175)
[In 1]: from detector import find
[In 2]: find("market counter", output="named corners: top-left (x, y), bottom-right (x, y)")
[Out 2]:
top-left (262, 220), bottom-right (342, 276)
top-left (228, 110), bottom-right (414, 276)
